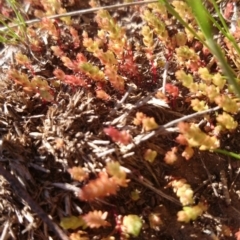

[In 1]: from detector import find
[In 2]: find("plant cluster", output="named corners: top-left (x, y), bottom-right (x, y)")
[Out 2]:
top-left (170, 178), bottom-right (207, 223)
top-left (1, 0), bottom-right (240, 239)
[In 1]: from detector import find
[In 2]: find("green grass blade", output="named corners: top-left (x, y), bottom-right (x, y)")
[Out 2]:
top-left (0, 0), bottom-right (27, 44)
top-left (207, 0), bottom-right (240, 55)
top-left (186, 0), bottom-right (240, 97)
top-left (7, 0), bottom-right (26, 29)
top-left (214, 149), bottom-right (240, 160)
top-left (209, 0), bottom-right (229, 33)
top-left (0, 17), bottom-right (21, 44)
top-left (158, 0), bottom-right (208, 47)
top-left (186, 0), bottom-right (212, 39)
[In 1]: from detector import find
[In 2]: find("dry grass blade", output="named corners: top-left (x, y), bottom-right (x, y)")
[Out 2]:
top-left (131, 174), bottom-right (181, 206)
top-left (0, 165), bottom-right (69, 240)
top-left (0, 0), bottom-right (158, 31)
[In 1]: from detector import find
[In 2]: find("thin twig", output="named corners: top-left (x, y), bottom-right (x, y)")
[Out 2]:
top-left (133, 106), bottom-right (220, 145)
top-left (96, 148), bottom-right (116, 157)
top-left (0, 165), bottom-right (69, 240)
top-left (22, 114), bottom-right (45, 119)
top-left (199, 156), bottom-right (219, 198)
top-left (162, 106), bottom-right (220, 128)
top-left (131, 174), bottom-right (181, 205)
top-left (161, 61), bottom-right (169, 94)
top-left (0, 0), bottom-right (158, 32)
top-left (0, 220), bottom-right (9, 240)
top-left (52, 182), bottom-right (80, 193)
top-left (220, 170), bottom-right (231, 205)
top-left (115, 86), bottom-right (133, 110)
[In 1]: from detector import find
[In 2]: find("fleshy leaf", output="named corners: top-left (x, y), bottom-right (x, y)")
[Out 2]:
top-left (106, 161), bottom-right (129, 187)
top-left (122, 215), bottom-right (142, 237)
top-left (104, 126), bottom-right (132, 145)
top-left (144, 149), bottom-right (157, 163)
top-left (83, 211), bottom-right (110, 228)
top-left (68, 167), bottom-right (89, 182)
top-left (60, 216), bottom-right (86, 230)
top-left (79, 172), bottom-right (119, 201)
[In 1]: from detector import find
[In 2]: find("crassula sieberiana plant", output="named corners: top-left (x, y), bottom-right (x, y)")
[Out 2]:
top-left (2, 0), bottom-right (240, 239)
top-left (170, 178), bottom-right (207, 223)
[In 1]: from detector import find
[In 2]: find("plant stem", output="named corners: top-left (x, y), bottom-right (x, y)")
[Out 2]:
top-left (213, 149), bottom-right (240, 160)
